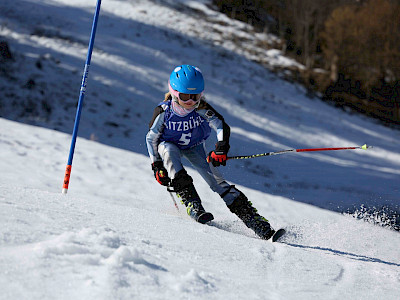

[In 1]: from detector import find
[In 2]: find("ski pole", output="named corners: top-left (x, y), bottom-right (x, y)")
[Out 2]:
top-left (228, 144), bottom-right (372, 160)
top-left (158, 169), bottom-right (180, 212)
top-left (62, 0), bottom-right (102, 194)
top-left (168, 191), bottom-right (180, 212)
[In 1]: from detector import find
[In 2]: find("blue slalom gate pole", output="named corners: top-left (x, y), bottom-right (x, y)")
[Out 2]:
top-left (62, 0), bottom-right (102, 194)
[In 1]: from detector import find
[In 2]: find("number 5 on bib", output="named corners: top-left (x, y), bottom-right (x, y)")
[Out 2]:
top-left (179, 133), bottom-right (192, 146)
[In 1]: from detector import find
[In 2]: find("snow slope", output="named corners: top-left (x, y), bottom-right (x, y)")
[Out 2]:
top-left (1, 118), bottom-right (399, 299)
top-left (0, 0), bottom-right (400, 298)
top-left (1, 0), bottom-right (399, 213)
top-left (1, 0), bottom-right (399, 216)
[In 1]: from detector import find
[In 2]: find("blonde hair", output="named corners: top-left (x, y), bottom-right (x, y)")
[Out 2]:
top-left (164, 92), bottom-right (172, 102)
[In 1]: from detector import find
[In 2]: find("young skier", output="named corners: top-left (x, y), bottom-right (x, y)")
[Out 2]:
top-left (146, 64), bottom-right (275, 240)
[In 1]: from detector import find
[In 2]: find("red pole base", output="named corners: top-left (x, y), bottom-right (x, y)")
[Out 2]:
top-left (62, 165), bottom-right (72, 194)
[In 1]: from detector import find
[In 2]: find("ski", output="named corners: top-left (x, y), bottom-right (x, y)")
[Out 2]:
top-left (272, 228), bottom-right (286, 242)
top-left (196, 212), bottom-right (214, 224)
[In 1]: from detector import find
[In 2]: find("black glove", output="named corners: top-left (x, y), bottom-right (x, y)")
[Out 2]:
top-left (152, 161), bottom-right (170, 186)
top-left (207, 141), bottom-right (230, 167)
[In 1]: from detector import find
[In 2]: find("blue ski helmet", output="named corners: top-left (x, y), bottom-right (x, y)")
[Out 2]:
top-left (169, 65), bottom-right (204, 94)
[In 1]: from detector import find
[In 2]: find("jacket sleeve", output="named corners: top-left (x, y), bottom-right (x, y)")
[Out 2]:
top-left (146, 106), bottom-right (165, 163)
top-left (197, 100), bottom-right (230, 144)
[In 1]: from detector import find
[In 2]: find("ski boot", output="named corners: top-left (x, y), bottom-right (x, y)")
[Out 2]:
top-left (171, 170), bottom-right (214, 224)
top-left (227, 192), bottom-right (275, 240)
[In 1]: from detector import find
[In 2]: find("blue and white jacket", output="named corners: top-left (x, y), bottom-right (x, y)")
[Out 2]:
top-left (146, 98), bottom-right (230, 163)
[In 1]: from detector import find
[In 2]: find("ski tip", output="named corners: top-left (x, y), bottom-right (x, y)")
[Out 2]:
top-left (272, 228), bottom-right (286, 242)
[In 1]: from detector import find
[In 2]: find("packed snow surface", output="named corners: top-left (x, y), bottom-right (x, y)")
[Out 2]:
top-left (1, 118), bottom-right (399, 299)
top-left (0, 0), bottom-right (399, 299)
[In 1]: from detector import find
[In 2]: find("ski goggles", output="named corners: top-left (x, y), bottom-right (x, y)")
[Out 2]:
top-left (178, 93), bottom-right (202, 102)
top-left (169, 83), bottom-right (203, 102)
